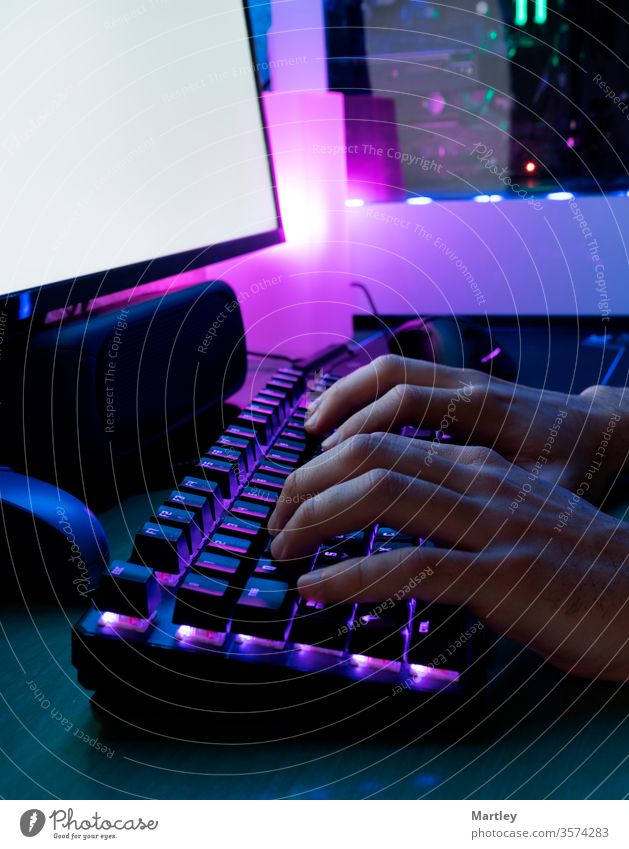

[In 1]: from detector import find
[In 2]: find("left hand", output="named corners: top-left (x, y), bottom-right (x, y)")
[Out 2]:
top-left (269, 433), bottom-right (629, 681)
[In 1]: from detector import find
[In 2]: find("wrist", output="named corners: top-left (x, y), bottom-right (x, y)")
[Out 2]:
top-left (578, 386), bottom-right (629, 479)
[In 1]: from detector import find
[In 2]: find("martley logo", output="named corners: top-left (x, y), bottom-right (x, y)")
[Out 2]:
top-left (20, 809), bottom-right (45, 837)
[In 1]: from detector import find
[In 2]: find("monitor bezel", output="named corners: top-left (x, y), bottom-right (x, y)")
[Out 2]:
top-left (3, 0), bottom-right (283, 322)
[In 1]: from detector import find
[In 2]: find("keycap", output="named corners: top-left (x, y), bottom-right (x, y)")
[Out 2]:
top-left (96, 561), bottom-right (161, 619)
top-left (197, 456), bottom-right (238, 500)
top-left (153, 504), bottom-right (203, 554)
top-left (192, 550), bottom-right (242, 581)
top-left (375, 527), bottom-right (416, 543)
top-left (206, 531), bottom-right (253, 558)
top-left (132, 522), bottom-right (188, 574)
top-left (256, 459), bottom-right (293, 478)
top-left (289, 599), bottom-right (355, 652)
top-left (226, 425), bottom-right (261, 461)
top-left (266, 447), bottom-right (299, 466)
top-left (407, 605), bottom-right (469, 671)
top-left (231, 498), bottom-right (272, 524)
top-left (241, 485), bottom-right (279, 504)
top-left (253, 556), bottom-right (291, 581)
top-left (172, 573), bottom-right (231, 631)
top-left (253, 395), bottom-right (282, 427)
top-left (267, 379), bottom-right (297, 404)
top-left (348, 602), bottom-right (411, 661)
top-left (217, 516), bottom-right (265, 555)
top-left (232, 577), bottom-right (296, 640)
top-left (258, 387), bottom-right (288, 415)
top-left (247, 402), bottom-right (278, 430)
top-left (217, 433), bottom-right (255, 472)
top-left (180, 476), bottom-right (221, 521)
top-left (237, 411), bottom-right (272, 445)
top-left (166, 490), bottom-right (213, 535)
top-left (249, 471), bottom-right (286, 491)
top-left (274, 435), bottom-right (305, 454)
top-left (207, 444), bottom-right (247, 479)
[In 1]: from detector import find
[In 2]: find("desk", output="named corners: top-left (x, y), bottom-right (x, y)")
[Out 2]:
top-left (2, 348), bottom-right (629, 800)
top-left (2, 489), bottom-right (629, 800)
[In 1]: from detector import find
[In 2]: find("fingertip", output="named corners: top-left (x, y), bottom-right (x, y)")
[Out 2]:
top-left (297, 569), bottom-right (327, 601)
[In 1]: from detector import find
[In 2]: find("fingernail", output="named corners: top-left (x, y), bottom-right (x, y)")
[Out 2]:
top-left (306, 395), bottom-right (322, 416)
top-left (297, 569), bottom-right (327, 600)
top-left (270, 532), bottom-right (285, 559)
top-left (321, 431), bottom-right (339, 450)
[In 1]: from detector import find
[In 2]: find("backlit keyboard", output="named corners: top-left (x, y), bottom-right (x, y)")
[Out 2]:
top-left (73, 365), bottom-right (481, 724)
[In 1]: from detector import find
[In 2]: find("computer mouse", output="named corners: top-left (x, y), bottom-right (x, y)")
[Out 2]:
top-left (388, 317), bottom-right (517, 380)
top-left (0, 468), bottom-right (109, 601)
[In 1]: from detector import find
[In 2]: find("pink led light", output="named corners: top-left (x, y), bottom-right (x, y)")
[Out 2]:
top-left (98, 612), bottom-right (152, 633)
top-left (480, 347), bottom-right (502, 363)
top-left (155, 572), bottom-right (180, 586)
top-left (176, 625), bottom-right (225, 646)
top-left (409, 663), bottom-right (460, 683)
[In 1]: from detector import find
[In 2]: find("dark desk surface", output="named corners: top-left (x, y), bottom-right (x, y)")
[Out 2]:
top-left (3, 346), bottom-right (629, 800)
top-left (2, 487), bottom-right (629, 800)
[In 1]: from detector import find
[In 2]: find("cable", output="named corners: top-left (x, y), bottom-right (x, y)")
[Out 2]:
top-left (350, 281), bottom-right (380, 316)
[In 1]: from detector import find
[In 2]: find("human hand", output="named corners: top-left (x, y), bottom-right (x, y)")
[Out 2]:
top-left (304, 355), bottom-right (628, 500)
top-left (269, 434), bottom-right (629, 681)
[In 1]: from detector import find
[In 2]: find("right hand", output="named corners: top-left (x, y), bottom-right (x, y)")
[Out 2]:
top-left (304, 355), bottom-right (627, 499)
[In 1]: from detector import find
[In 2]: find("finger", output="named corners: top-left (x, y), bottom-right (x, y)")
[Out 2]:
top-left (297, 544), bottom-right (481, 605)
top-left (268, 432), bottom-right (499, 535)
top-left (320, 382), bottom-right (492, 451)
top-left (305, 354), bottom-right (471, 435)
top-left (270, 470), bottom-right (481, 560)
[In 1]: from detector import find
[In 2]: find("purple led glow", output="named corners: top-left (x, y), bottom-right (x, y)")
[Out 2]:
top-left (98, 612), bottom-right (152, 633)
top-left (409, 663), bottom-right (459, 683)
top-left (406, 196), bottom-right (432, 206)
top-left (419, 620), bottom-right (430, 633)
top-left (350, 654), bottom-right (402, 673)
top-left (345, 198), bottom-right (365, 208)
top-left (155, 571), bottom-right (180, 586)
top-left (235, 633), bottom-right (285, 650)
top-left (176, 625), bottom-right (225, 646)
top-left (480, 347), bottom-right (502, 363)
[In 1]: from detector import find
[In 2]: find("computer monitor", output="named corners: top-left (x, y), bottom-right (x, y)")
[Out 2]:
top-left (0, 0), bottom-right (282, 320)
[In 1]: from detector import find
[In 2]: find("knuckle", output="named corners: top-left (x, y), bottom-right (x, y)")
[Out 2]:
top-left (374, 353), bottom-right (403, 381)
top-left (364, 467), bottom-right (398, 499)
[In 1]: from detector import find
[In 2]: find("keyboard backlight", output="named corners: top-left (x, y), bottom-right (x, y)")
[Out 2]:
top-left (235, 633), bottom-right (285, 650)
top-left (176, 625), bottom-right (225, 646)
top-left (98, 612), bottom-right (152, 633)
top-left (350, 654), bottom-right (402, 673)
top-left (294, 643), bottom-right (343, 658)
top-left (155, 572), bottom-right (181, 586)
top-left (409, 663), bottom-right (459, 683)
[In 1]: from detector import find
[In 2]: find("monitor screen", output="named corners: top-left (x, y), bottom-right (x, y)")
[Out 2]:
top-left (0, 0), bottom-right (281, 308)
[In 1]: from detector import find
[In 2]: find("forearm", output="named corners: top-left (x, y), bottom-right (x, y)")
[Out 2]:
top-left (579, 385), bottom-right (629, 479)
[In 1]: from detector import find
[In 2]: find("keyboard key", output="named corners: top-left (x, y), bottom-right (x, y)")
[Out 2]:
top-left (166, 490), bottom-right (213, 535)
top-left (375, 527), bottom-right (416, 543)
top-left (274, 435), bottom-right (305, 454)
top-left (267, 379), bottom-right (297, 404)
top-left (197, 456), bottom-right (238, 500)
top-left (266, 447), bottom-right (299, 466)
top-left (96, 561), bottom-right (161, 619)
top-left (172, 574), bottom-right (231, 631)
top-left (226, 425), bottom-right (261, 461)
top-left (253, 394), bottom-right (282, 427)
top-left (258, 387), bottom-right (288, 415)
top-left (207, 531), bottom-right (253, 558)
top-left (180, 476), bottom-right (221, 520)
top-left (132, 522), bottom-right (188, 575)
top-left (153, 504), bottom-right (203, 555)
top-left (247, 401), bottom-right (279, 430)
top-left (407, 605), bottom-right (469, 671)
top-left (289, 599), bottom-right (354, 653)
top-left (256, 459), bottom-right (293, 478)
top-left (242, 485), bottom-right (279, 504)
top-left (231, 498), bottom-right (272, 524)
top-left (207, 444), bottom-right (247, 479)
top-left (232, 577), bottom-right (296, 640)
top-left (253, 556), bottom-right (291, 581)
top-left (192, 550), bottom-right (242, 581)
top-left (237, 411), bottom-right (272, 445)
top-left (348, 602), bottom-right (410, 661)
top-left (217, 516), bottom-right (265, 555)
top-left (217, 433), bottom-right (255, 471)
top-left (249, 471), bottom-right (285, 491)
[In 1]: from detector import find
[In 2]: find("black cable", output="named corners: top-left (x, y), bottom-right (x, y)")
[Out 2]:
top-left (350, 281), bottom-right (380, 316)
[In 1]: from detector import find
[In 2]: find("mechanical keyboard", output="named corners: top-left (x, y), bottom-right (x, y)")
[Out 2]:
top-left (72, 363), bottom-right (484, 731)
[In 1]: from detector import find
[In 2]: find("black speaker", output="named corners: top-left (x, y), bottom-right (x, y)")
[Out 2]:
top-left (21, 281), bottom-right (246, 503)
